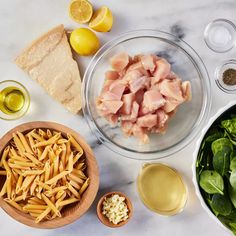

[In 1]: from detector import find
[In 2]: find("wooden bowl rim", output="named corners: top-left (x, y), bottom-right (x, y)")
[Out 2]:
top-left (0, 121), bottom-right (99, 229)
top-left (96, 191), bottom-right (133, 228)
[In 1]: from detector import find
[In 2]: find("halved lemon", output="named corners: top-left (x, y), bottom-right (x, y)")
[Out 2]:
top-left (89, 6), bottom-right (113, 32)
top-left (69, 0), bottom-right (93, 24)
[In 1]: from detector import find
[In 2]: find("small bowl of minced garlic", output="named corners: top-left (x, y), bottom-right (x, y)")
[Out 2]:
top-left (96, 192), bottom-right (133, 227)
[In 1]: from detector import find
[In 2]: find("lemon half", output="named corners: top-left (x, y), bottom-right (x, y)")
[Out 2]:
top-left (69, 0), bottom-right (93, 24)
top-left (89, 6), bottom-right (113, 32)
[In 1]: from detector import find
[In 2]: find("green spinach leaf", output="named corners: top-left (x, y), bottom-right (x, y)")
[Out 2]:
top-left (211, 194), bottom-right (232, 216)
top-left (213, 147), bottom-right (230, 176)
top-left (211, 138), bottom-right (233, 155)
top-left (229, 184), bottom-right (236, 208)
top-left (230, 157), bottom-right (236, 171)
top-left (221, 118), bottom-right (236, 135)
top-left (230, 170), bottom-right (236, 189)
top-left (200, 170), bottom-right (224, 195)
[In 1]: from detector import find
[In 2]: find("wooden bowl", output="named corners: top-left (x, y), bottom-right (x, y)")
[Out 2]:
top-left (97, 191), bottom-right (133, 228)
top-left (0, 121), bottom-right (99, 229)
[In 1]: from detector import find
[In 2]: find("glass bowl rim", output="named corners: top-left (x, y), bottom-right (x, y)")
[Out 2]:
top-left (82, 29), bottom-right (212, 160)
top-left (0, 80), bottom-right (30, 121)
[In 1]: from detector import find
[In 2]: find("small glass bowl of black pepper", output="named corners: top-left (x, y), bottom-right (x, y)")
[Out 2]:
top-left (215, 60), bottom-right (236, 93)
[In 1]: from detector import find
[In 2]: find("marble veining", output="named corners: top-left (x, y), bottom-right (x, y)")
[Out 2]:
top-left (0, 0), bottom-right (236, 236)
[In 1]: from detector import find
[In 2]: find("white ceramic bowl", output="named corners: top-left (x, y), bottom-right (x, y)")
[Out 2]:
top-left (192, 101), bottom-right (236, 235)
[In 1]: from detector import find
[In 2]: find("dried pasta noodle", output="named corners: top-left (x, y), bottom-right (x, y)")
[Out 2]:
top-left (0, 129), bottom-right (89, 223)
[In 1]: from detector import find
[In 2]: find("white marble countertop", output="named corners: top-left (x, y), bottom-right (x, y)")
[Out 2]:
top-left (0, 0), bottom-right (236, 235)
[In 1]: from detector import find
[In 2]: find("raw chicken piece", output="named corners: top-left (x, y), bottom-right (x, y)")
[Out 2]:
top-left (101, 80), bottom-right (126, 101)
top-left (133, 54), bottom-right (144, 63)
top-left (163, 97), bottom-right (180, 113)
top-left (121, 121), bottom-right (134, 136)
top-left (132, 124), bottom-right (149, 144)
top-left (141, 55), bottom-right (156, 72)
top-left (102, 79), bottom-right (116, 92)
top-left (127, 62), bottom-right (149, 76)
top-left (182, 81), bottom-right (192, 101)
top-left (142, 90), bottom-right (166, 112)
top-left (129, 76), bottom-right (151, 93)
top-left (156, 109), bottom-right (169, 129)
top-left (137, 114), bottom-right (158, 128)
top-left (135, 89), bottom-right (145, 105)
top-left (105, 114), bottom-right (119, 126)
top-left (110, 52), bottom-right (130, 71)
top-left (103, 100), bottom-right (123, 114)
top-left (105, 71), bottom-right (120, 80)
top-left (123, 69), bottom-right (143, 83)
top-left (159, 79), bottom-right (184, 102)
top-left (120, 93), bottom-right (135, 115)
top-left (121, 101), bottom-right (139, 122)
top-left (152, 58), bottom-right (171, 84)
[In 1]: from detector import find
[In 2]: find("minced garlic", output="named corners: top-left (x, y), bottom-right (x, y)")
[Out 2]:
top-left (102, 194), bottom-right (129, 225)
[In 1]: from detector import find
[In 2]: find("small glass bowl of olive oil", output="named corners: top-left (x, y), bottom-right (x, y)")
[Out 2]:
top-left (0, 80), bottom-right (30, 120)
top-left (137, 163), bottom-right (187, 216)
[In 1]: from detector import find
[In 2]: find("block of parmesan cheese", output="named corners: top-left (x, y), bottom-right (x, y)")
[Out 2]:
top-left (15, 24), bottom-right (82, 114)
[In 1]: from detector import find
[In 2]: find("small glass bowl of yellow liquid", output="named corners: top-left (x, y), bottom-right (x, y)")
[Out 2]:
top-left (137, 163), bottom-right (187, 216)
top-left (0, 80), bottom-right (30, 120)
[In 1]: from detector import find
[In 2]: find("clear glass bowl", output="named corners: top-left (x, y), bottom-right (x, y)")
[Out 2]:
top-left (215, 59), bottom-right (236, 93)
top-left (82, 30), bottom-right (211, 160)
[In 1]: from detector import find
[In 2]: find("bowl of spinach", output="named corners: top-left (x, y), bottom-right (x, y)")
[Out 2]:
top-left (193, 102), bottom-right (236, 235)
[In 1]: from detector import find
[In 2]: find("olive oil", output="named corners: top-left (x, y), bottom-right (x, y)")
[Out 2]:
top-left (0, 86), bottom-right (25, 114)
top-left (137, 163), bottom-right (187, 216)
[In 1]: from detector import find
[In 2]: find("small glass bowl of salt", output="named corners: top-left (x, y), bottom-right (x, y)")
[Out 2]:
top-left (204, 19), bottom-right (236, 53)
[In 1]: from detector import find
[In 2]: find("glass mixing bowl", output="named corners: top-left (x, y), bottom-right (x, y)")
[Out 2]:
top-left (82, 30), bottom-right (211, 160)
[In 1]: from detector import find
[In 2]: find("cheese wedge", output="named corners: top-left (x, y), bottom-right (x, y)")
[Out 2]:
top-left (15, 24), bottom-right (82, 114)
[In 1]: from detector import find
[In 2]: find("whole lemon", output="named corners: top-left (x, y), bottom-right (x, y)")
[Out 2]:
top-left (70, 28), bottom-right (100, 56)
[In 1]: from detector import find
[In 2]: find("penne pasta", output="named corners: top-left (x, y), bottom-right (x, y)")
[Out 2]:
top-left (12, 133), bottom-right (25, 156)
top-left (45, 171), bottom-right (70, 185)
top-left (41, 194), bottom-right (61, 217)
top-left (79, 178), bottom-right (90, 195)
top-left (35, 207), bottom-right (51, 223)
top-left (33, 133), bottom-right (61, 148)
top-left (57, 198), bottom-right (79, 207)
top-left (17, 131), bottom-right (33, 154)
top-left (67, 134), bottom-right (84, 156)
top-left (4, 198), bottom-right (26, 212)
top-left (0, 128), bottom-right (89, 223)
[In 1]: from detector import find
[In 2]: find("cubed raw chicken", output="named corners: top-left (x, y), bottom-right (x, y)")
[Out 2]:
top-left (159, 79), bottom-right (184, 102)
top-left (127, 61), bottom-right (149, 76)
top-left (121, 121), bottom-right (134, 137)
top-left (142, 90), bottom-right (166, 112)
top-left (132, 124), bottom-right (149, 144)
top-left (163, 97), bottom-right (180, 113)
top-left (182, 81), bottom-right (192, 101)
top-left (140, 55), bottom-right (156, 72)
top-left (120, 93), bottom-right (135, 115)
top-left (153, 58), bottom-right (171, 84)
top-left (96, 53), bottom-right (191, 144)
top-left (103, 100), bottom-right (123, 114)
top-left (105, 114), bottom-right (119, 126)
top-left (129, 76), bottom-right (151, 93)
top-left (137, 114), bottom-right (158, 128)
top-left (110, 52), bottom-right (130, 71)
top-left (105, 71), bottom-right (120, 80)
